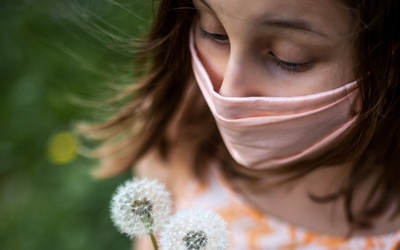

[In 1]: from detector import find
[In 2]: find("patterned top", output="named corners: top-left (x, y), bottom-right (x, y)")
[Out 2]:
top-left (174, 166), bottom-right (400, 250)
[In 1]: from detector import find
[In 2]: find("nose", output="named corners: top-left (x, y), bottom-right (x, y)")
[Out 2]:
top-left (218, 49), bottom-right (263, 97)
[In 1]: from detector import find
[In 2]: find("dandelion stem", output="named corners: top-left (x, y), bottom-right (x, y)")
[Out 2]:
top-left (149, 232), bottom-right (159, 250)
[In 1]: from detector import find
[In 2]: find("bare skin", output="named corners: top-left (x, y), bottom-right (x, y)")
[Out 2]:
top-left (194, 0), bottom-right (356, 97)
top-left (134, 0), bottom-right (400, 248)
top-left (189, 0), bottom-right (400, 236)
top-left (135, 133), bottom-right (399, 241)
top-left (133, 82), bottom-right (400, 250)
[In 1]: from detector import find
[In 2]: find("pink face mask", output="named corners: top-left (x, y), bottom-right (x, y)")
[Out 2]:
top-left (189, 31), bottom-right (360, 170)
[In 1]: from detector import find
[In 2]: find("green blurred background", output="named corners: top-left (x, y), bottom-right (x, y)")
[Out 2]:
top-left (0, 0), bottom-right (151, 249)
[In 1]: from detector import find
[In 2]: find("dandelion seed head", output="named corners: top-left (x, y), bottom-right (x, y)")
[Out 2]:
top-left (183, 230), bottom-right (208, 250)
top-left (110, 178), bottom-right (172, 238)
top-left (159, 209), bottom-right (229, 250)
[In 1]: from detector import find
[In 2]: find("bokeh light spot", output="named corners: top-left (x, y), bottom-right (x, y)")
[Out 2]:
top-left (47, 131), bottom-right (78, 164)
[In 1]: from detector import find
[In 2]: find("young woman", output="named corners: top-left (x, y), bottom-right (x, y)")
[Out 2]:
top-left (82, 0), bottom-right (400, 248)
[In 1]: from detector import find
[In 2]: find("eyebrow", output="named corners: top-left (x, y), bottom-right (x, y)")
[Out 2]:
top-left (198, 0), bottom-right (327, 38)
top-left (260, 19), bottom-right (327, 38)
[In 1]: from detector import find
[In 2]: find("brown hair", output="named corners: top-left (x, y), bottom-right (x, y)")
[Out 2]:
top-left (79, 0), bottom-right (400, 231)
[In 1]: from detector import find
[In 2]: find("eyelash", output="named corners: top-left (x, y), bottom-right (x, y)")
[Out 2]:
top-left (199, 28), bottom-right (229, 43)
top-left (270, 53), bottom-right (312, 73)
top-left (199, 27), bottom-right (312, 73)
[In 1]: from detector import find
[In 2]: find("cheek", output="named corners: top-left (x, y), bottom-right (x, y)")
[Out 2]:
top-left (194, 35), bottom-right (228, 92)
top-left (315, 47), bottom-right (356, 91)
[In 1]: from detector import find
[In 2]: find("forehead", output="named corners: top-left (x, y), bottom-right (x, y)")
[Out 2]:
top-left (195, 0), bottom-right (354, 38)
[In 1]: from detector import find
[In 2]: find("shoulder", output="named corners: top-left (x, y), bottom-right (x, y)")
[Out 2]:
top-left (133, 145), bottom-right (201, 250)
top-left (134, 143), bottom-right (197, 200)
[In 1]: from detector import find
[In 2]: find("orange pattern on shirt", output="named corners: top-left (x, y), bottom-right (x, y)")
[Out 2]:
top-left (175, 167), bottom-right (400, 249)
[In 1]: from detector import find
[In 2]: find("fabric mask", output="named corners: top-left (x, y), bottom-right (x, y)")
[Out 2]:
top-left (189, 31), bottom-right (359, 170)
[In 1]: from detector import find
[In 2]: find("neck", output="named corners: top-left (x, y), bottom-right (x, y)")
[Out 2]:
top-left (233, 162), bottom-right (378, 236)
top-left (235, 161), bottom-right (400, 236)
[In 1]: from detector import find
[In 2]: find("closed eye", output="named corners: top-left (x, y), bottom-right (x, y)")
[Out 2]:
top-left (270, 53), bottom-right (313, 73)
top-left (199, 27), bottom-right (229, 43)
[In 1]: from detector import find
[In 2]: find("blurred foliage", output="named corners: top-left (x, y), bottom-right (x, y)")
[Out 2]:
top-left (0, 0), bottom-right (152, 249)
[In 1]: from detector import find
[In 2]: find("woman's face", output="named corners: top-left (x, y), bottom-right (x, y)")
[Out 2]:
top-left (193, 0), bottom-right (356, 97)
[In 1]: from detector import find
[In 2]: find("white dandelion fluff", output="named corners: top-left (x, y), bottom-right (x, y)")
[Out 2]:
top-left (110, 178), bottom-right (172, 238)
top-left (159, 209), bottom-right (229, 250)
